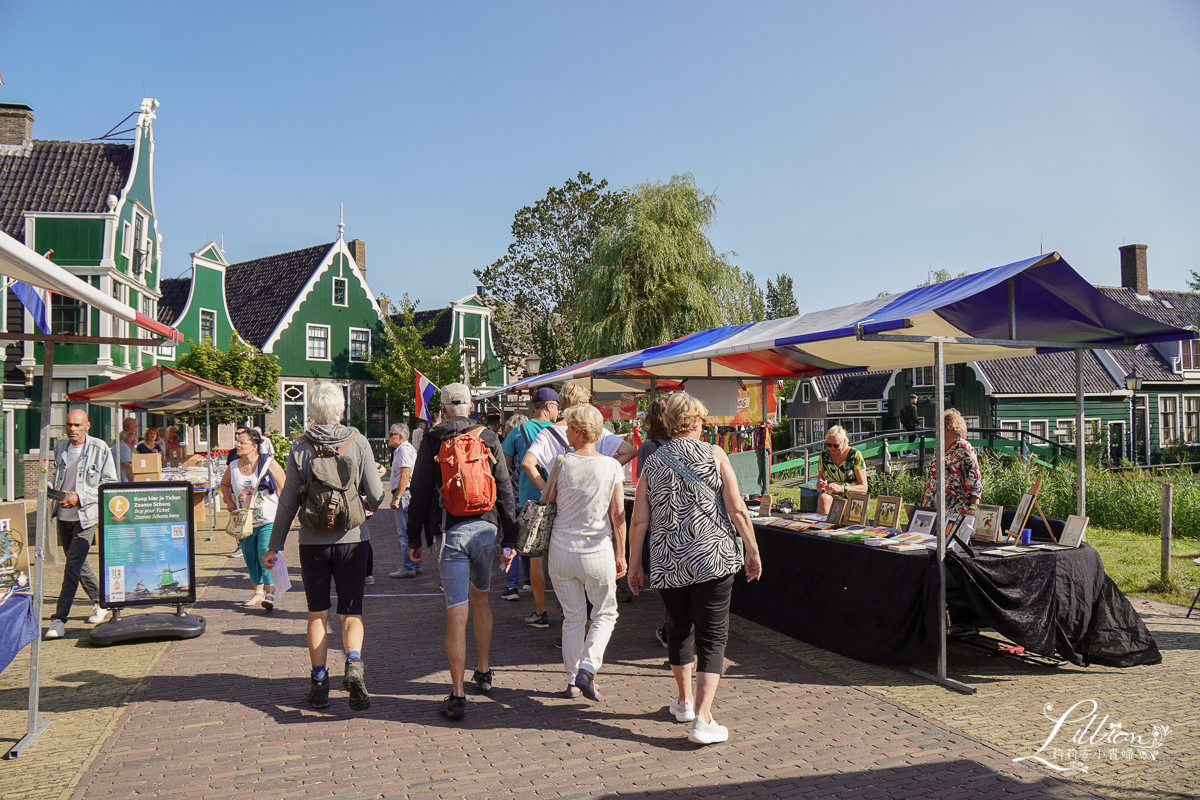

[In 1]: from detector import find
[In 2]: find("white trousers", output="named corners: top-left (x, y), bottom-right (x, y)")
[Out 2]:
top-left (547, 545), bottom-right (619, 686)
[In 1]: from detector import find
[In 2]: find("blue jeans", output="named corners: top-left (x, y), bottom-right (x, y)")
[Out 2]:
top-left (506, 551), bottom-right (526, 589)
top-left (393, 491), bottom-right (418, 571)
top-left (438, 519), bottom-right (496, 609)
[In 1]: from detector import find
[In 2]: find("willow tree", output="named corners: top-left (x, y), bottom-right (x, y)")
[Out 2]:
top-left (578, 173), bottom-right (734, 356)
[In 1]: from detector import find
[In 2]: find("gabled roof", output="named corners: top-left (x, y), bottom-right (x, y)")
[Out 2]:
top-left (158, 276), bottom-right (191, 325)
top-left (0, 140), bottom-right (134, 240)
top-left (973, 350), bottom-right (1122, 395)
top-left (1107, 345), bottom-right (1182, 384)
top-left (224, 242), bottom-right (333, 348)
top-left (1096, 286), bottom-right (1199, 331)
top-left (813, 371), bottom-right (892, 401)
top-left (409, 308), bottom-right (454, 350)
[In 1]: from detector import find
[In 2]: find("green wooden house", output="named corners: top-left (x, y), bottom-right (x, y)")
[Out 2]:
top-left (411, 292), bottom-right (507, 398)
top-left (0, 98), bottom-right (167, 497)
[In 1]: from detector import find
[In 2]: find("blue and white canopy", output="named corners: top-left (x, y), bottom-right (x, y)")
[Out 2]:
top-left (478, 253), bottom-right (1196, 398)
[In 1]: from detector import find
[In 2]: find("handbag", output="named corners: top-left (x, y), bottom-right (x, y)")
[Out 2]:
top-left (226, 457), bottom-right (270, 541)
top-left (516, 455), bottom-right (564, 555)
top-left (654, 445), bottom-right (745, 561)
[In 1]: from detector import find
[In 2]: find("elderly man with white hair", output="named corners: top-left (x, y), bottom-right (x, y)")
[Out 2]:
top-left (264, 382), bottom-right (385, 712)
top-left (407, 382), bottom-right (518, 721)
top-left (386, 422), bottom-right (420, 578)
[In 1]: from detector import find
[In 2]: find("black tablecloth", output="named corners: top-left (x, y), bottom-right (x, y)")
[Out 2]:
top-left (730, 522), bottom-right (1160, 666)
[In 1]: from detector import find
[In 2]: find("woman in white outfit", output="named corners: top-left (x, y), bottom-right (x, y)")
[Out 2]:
top-left (545, 404), bottom-right (628, 700)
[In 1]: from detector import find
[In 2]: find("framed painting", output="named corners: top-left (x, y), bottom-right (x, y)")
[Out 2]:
top-left (1005, 492), bottom-right (1035, 541)
top-left (844, 492), bottom-right (869, 526)
top-left (908, 506), bottom-right (937, 535)
top-left (973, 504), bottom-right (1004, 543)
top-left (826, 496), bottom-right (848, 525)
top-left (873, 495), bottom-right (901, 529)
top-left (1061, 515), bottom-right (1089, 548)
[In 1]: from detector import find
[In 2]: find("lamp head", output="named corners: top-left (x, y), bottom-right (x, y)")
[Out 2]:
top-left (1124, 370), bottom-right (1144, 392)
top-left (524, 353), bottom-right (542, 376)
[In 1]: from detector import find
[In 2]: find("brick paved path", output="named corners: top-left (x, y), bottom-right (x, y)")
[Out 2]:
top-left (5, 505), bottom-right (1196, 799)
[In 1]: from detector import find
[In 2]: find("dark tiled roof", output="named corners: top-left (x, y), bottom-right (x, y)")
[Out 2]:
top-left (158, 277), bottom-right (191, 325)
top-left (813, 371), bottom-right (892, 401)
top-left (224, 242), bottom-right (332, 348)
top-left (1096, 286), bottom-right (1200, 331)
top-left (407, 308), bottom-right (453, 349)
top-left (1107, 345), bottom-right (1181, 384)
top-left (975, 350), bottom-right (1120, 394)
top-left (0, 140), bottom-right (133, 240)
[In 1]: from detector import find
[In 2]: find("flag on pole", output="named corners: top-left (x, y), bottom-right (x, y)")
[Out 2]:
top-left (8, 279), bottom-right (51, 335)
top-left (415, 370), bottom-right (438, 424)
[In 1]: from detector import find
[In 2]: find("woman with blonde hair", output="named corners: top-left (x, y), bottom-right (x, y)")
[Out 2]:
top-left (628, 392), bottom-right (762, 745)
top-left (919, 409), bottom-right (982, 515)
top-left (544, 404), bottom-right (627, 700)
top-left (815, 425), bottom-right (868, 516)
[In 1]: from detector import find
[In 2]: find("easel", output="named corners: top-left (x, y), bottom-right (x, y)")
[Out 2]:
top-left (1004, 476), bottom-right (1058, 543)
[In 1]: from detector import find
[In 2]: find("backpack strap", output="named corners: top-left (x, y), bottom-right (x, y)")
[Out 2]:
top-left (336, 430), bottom-right (358, 455)
top-left (468, 427), bottom-right (496, 463)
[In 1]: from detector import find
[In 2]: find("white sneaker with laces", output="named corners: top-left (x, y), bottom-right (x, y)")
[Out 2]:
top-left (87, 604), bottom-right (110, 624)
top-left (670, 697), bottom-right (695, 722)
top-left (688, 713), bottom-right (728, 744)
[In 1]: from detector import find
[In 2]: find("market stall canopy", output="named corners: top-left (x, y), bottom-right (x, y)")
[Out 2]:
top-left (480, 252), bottom-right (1196, 396)
top-left (66, 365), bottom-right (269, 413)
top-left (0, 230), bottom-right (183, 341)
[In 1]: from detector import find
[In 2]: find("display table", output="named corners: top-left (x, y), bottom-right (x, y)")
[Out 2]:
top-left (0, 594), bottom-right (37, 674)
top-left (730, 522), bottom-right (1161, 667)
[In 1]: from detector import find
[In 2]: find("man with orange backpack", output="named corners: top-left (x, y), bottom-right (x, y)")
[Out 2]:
top-left (407, 382), bottom-right (518, 721)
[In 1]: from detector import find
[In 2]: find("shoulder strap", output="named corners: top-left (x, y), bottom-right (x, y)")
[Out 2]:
top-left (469, 426), bottom-right (485, 437)
top-left (520, 423), bottom-right (534, 448)
top-left (336, 430), bottom-right (358, 455)
top-left (655, 444), bottom-right (718, 503)
top-left (548, 425), bottom-right (571, 450)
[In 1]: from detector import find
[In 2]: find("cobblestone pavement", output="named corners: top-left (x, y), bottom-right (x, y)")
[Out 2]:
top-left (2, 504), bottom-right (1195, 799)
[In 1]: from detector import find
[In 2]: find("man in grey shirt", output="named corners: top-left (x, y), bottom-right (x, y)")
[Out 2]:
top-left (263, 382), bottom-right (384, 712)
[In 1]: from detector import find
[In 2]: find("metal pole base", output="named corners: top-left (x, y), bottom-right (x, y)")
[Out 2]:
top-left (909, 666), bottom-right (977, 695)
top-left (5, 716), bottom-right (51, 759)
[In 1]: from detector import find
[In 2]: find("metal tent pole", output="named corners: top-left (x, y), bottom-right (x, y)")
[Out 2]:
top-left (205, 400), bottom-right (214, 541)
top-left (7, 343), bottom-right (55, 758)
top-left (1076, 349), bottom-right (1086, 516)
top-left (910, 340), bottom-right (975, 694)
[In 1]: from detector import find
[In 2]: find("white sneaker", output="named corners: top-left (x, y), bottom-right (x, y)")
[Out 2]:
top-left (688, 714), bottom-right (728, 744)
top-left (670, 697), bottom-right (695, 722)
top-left (87, 604), bottom-right (111, 624)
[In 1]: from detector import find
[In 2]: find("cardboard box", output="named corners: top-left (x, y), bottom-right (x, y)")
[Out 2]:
top-left (166, 446), bottom-right (189, 466)
top-left (133, 472), bottom-right (162, 483)
top-left (131, 452), bottom-right (162, 474)
top-left (181, 454), bottom-right (204, 469)
top-left (191, 490), bottom-right (208, 524)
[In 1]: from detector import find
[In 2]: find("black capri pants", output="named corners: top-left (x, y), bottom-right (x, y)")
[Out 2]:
top-left (658, 573), bottom-right (736, 674)
top-left (299, 541), bottom-right (371, 615)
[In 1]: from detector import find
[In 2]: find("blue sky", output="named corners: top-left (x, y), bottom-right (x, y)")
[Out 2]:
top-left (3, 1), bottom-right (1199, 314)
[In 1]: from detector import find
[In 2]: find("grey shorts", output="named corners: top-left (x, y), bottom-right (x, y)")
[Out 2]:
top-left (438, 519), bottom-right (497, 608)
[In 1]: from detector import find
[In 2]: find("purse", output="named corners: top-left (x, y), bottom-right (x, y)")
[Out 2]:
top-left (516, 455), bottom-right (564, 555)
top-left (226, 457), bottom-right (270, 541)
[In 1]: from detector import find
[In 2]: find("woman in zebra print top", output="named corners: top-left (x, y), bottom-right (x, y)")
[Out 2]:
top-left (628, 392), bottom-right (762, 745)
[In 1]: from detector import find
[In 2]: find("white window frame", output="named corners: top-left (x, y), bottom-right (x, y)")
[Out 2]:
top-left (332, 276), bottom-right (349, 308)
top-left (199, 308), bottom-right (217, 345)
top-left (306, 324), bottom-right (331, 361)
top-left (1055, 419), bottom-right (1075, 445)
top-left (282, 382), bottom-right (307, 434)
top-left (348, 327), bottom-right (371, 363)
top-left (1028, 419), bottom-right (1049, 442)
top-left (802, 383), bottom-right (811, 404)
top-left (999, 420), bottom-right (1020, 440)
top-left (912, 365), bottom-right (954, 387)
top-left (121, 220), bottom-right (133, 260)
top-left (462, 336), bottom-right (480, 372)
top-left (1159, 395), bottom-right (1179, 445)
top-left (1182, 339), bottom-right (1199, 372)
top-left (1184, 396), bottom-right (1200, 444)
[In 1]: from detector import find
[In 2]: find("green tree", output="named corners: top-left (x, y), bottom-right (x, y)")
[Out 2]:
top-left (718, 268), bottom-right (766, 326)
top-left (366, 293), bottom-right (466, 423)
top-left (475, 171), bottom-right (628, 375)
top-left (173, 334), bottom-right (282, 438)
top-left (577, 173), bottom-right (734, 356)
top-left (765, 273), bottom-right (799, 319)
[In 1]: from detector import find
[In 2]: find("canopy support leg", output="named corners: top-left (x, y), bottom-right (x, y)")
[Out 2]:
top-left (7, 343), bottom-right (55, 758)
top-left (205, 401), bottom-right (214, 541)
top-left (1075, 348), bottom-right (1086, 516)
top-left (909, 339), bottom-right (976, 695)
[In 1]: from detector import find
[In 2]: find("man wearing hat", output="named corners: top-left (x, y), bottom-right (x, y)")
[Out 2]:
top-left (500, 387), bottom-right (560, 613)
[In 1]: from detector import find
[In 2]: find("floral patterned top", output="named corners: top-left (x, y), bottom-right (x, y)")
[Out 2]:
top-left (818, 447), bottom-right (866, 497)
top-left (920, 439), bottom-right (983, 513)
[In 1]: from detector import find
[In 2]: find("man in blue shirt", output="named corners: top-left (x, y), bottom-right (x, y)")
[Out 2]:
top-left (499, 387), bottom-right (558, 621)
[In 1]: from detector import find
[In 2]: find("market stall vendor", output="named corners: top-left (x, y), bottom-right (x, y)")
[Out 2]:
top-left (815, 425), bottom-right (867, 515)
top-left (918, 409), bottom-right (982, 515)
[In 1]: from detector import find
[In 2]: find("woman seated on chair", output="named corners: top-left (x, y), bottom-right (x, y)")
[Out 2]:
top-left (815, 425), bottom-right (868, 516)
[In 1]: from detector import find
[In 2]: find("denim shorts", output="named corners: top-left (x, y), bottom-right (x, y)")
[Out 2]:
top-left (439, 519), bottom-right (497, 608)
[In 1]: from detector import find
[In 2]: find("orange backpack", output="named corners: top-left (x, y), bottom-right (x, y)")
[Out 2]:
top-left (437, 426), bottom-right (497, 517)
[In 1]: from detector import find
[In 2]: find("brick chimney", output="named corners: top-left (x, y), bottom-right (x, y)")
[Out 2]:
top-left (347, 239), bottom-right (366, 275)
top-left (0, 103), bottom-right (34, 153)
top-left (1119, 243), bottom-right (1149, 296)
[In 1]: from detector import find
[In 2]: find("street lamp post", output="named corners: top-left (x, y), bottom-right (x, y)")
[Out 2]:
top-left (1125, 370), bottom-right (1144, 465)
top-left (524, 353), bottom-right (542, 376)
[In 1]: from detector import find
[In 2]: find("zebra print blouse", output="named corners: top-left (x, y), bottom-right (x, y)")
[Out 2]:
top-left (643, 437), bottom-right (744, 590)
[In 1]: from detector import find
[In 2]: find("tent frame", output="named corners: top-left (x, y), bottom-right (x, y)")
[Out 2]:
top-left (3, 334), bottom-right (176, 759)
top-left (856, 327), bottom-right (1132, 693)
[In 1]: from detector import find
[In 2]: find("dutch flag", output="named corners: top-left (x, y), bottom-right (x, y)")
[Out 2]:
top-left (9, 279), bottom-right (51, 335)
top-left (415, 370), bottom-right (439, 424)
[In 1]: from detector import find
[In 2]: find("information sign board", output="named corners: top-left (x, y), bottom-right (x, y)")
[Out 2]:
top-left (97, 482), bottom-right (195, 608)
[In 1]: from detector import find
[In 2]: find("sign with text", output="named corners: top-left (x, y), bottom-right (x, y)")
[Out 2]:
top-left (0, 501), bottom-right (30, 594)
top-left (97, 483), bottom-right (195, 608)
top-left (705, 382), bottom-right (779, 426)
